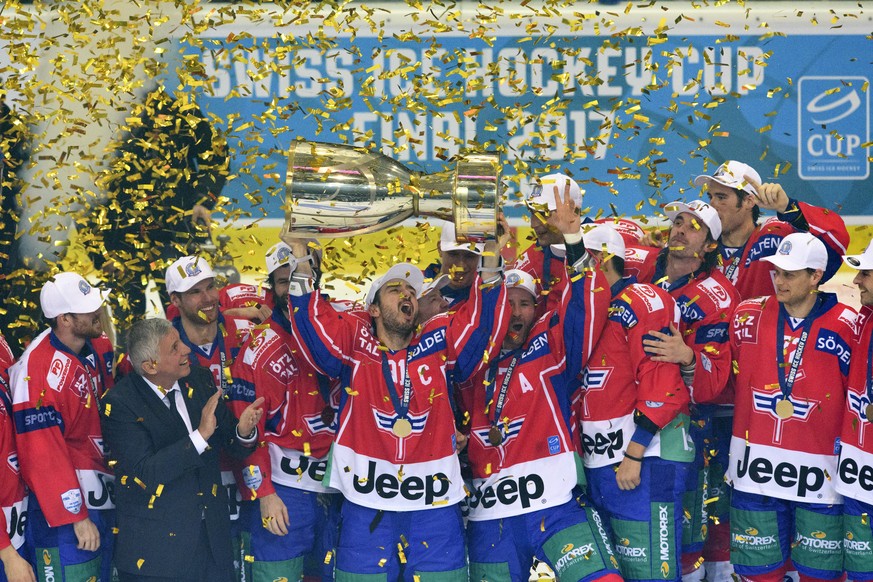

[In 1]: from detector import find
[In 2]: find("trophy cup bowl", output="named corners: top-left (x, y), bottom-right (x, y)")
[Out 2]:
top-left (280, 141), bottom-right (500, 241)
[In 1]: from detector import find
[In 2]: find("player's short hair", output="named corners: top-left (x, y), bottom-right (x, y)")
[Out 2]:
top-left (127, 318), bottom-right (173, 376)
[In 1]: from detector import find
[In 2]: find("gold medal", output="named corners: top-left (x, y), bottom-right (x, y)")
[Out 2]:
top-left (865, 404), bottom-right (873, 422)
top-left (392, 418), bottom-right (413, 438)
top-left (321, 406), bottom-right (335, 426)
top-left (775, 399), bottom-right (794, 419)
top-left (488, 425), bottom-right (503, 446)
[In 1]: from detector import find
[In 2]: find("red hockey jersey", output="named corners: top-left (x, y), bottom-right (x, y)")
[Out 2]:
top-left (718, 201), bottom-right (848, 300)
top-left (648, 252), bottom-right (741, 404)
top-left (0, 384), bottom-right (26, 552)
top-left (231, 306), bottom-right (338, 499)
top-left (10, 330), bottom-right (115, 526)
top-left (836, 303), bottom-right (873, 504)
top-left (578, 279), bottom-right (693, 469)
top-left (289, 275), bottom-right (508, 511)
top-left (728, 293), bottom-right (855, 504)
top-left (464, 264), bottom-right (609, 520)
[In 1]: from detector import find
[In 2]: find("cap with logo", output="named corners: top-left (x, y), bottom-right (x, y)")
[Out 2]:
top-left (165, 256), bottom-right (216, 294)
top-left (366, 263), bottom-right (425, 308)
top-left (265, 242), bottom-right (297, 275)
top-left (504, 269), bottom-right (537, 299)
top-left (526, 173), bottom-right (583, 212)
top-left (843, 239), bottom-right (873, 270)
top-left (439, 220), bottom-right (484, 255)
top-left (41, 272), bottom-right (111, 319)
top-left (582, 223), bottom-right (626, 258)
top-left (418, 274), bottom-right (450, 299)
top-left (664, 199), bottom-right (723, 241)
top-left (762, 232), bottom-right (828, 272)
top-left (694, 160), bottom-right (762, 198)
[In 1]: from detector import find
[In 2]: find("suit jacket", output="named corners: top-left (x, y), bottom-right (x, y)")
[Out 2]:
top-left (101, 365), bottom-right (253, 578)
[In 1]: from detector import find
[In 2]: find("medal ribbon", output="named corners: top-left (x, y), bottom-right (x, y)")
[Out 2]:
top-left (775, 299), bottom-right (820, 402)
top-left (485, 352), bottom-right (520, 427)
top-left (382, 351), bottom-right (412, 420)
top-left (721, 242), bottom-right (747, 284)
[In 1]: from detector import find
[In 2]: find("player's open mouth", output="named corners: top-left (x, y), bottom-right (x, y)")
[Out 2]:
top-left (400, 303), bottom-right (413, 316)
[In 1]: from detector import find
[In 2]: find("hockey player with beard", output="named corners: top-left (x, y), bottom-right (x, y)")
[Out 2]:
top-left (728, 232), bottom-right (855, 582)
top-left (577, 223), bottom-right (694, 582)
top-left (636, 200), bottom-right (740, 581)
top-left (10, 273), bottom-right (115, 581)
top-left (462, 185), bottom-right (620, 582)
top-left (283, 228), bottom-right (510, 580)
top-left (835, 238), bottom-right (873, 582)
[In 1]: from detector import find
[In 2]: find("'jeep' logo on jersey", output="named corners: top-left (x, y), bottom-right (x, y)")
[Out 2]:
top-left (581, 429), bottom-right (624, 460)
top-left (372, 408), bottom-right (428, 461)
top-left (467, 473), bottom-right (545, 511)
top-left (752, 389), bottom-right (817, 444)
top-left (735, 442), bottom-right (826, 498)
top-left (353, 460), bottom-right (449, 505)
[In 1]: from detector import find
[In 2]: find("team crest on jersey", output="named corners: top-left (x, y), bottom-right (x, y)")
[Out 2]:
top-left (472, 416), bottom-right (525, 465)
top-left (47, 352), bottom-right (72, 391)
top-left (847, 393), bottom-right (872, 446)
top-left (304, 409), bottom-right (338, 435)
top-left (7, 452), bottom-right (19, 474)
top-left (752, 389), bottom-right (818, 444)
top-left (582, 367), bottom-right (612, 391)
top-left (372, 408), bottom-right (429, 460)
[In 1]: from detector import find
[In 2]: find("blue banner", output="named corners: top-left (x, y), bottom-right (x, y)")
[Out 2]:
top-left (178, 28), bottom-right (870, 220)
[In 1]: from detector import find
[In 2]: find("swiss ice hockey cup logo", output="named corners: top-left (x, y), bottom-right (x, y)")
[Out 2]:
top-left (184, 260), bottom-right (202, 277)
top-left (78, 280), bottom-right (91, 295)
top-left (778, 240), bottom-right (793, 255)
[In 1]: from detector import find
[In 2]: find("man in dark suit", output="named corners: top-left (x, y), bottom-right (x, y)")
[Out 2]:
top-left (101, 318), bottom-right (263, 582)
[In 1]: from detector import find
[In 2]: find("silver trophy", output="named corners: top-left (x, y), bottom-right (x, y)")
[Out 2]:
top-left (280, 141), bottom-right (500, 241)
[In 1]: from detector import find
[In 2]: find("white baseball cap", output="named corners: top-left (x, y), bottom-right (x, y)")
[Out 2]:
top-left (366, 263), bottom-right (425, 307)
top-left (439, 220), bottom-right (484, 255)
top-left (526, 173), bottom-right (583, 212)
top-left (694, 160), bottom-right (762, 198)
top-left (762, 232), bottom-right (827, 272)
top-left (265, 242), bottom-right (297, 275)
top-left (165, 256), bottom-right (215, 294)
top-left (843, 239), bottom-right (873, 270)
top-left (664, 199), bottom-right (723, 240)
top-left (418, 274), bottom-right (450, 298)
top-left (41, 272), bottom-right (111, 319)
top-left (582, 223), bottom-right (626, 258)
top-left (504, 269), bottom-right (537, 299)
